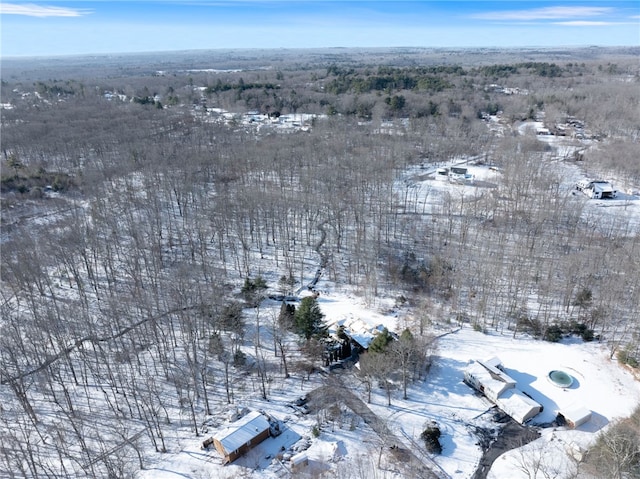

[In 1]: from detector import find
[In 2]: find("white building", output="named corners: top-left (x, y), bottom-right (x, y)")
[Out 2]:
top-left (558, 406), bottom-right (592, 428)
top-left (496, 389), bottom-right (543, 424)
top-left (576, 179), bottom-right (618, 199)
top-left (464, 357), bottom-right (542, 424)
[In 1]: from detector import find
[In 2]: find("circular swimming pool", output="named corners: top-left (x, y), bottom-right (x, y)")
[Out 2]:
top-left (548, 370), bottom-right (573, 388)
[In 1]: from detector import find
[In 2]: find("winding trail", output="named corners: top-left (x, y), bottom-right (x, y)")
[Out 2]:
top-left (308, 374), bottom-right (446, 479)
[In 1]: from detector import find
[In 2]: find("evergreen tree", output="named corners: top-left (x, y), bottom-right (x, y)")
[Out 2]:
top-left (294, 296), bottom-right (326, 340)
top-left (368, 327), bottom-right (394, 353)
top-left (241, 275), bottom-right (267, 306)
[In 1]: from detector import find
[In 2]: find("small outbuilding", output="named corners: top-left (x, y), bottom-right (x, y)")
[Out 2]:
top-left (496, 389), bottom-right (542, 424)
top-left (210, 411), bottom-right (271, 464)
top-left (559, 406), bottom-right (592, 429)
top-left (290, 452), bottom-right (309, 471)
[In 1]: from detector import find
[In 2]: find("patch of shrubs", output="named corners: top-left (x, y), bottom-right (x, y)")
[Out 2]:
top-left (567, 321), bottom-right (595, 342)
top-left (547, 320), bottom-right (596, 342)
top-left (420, 421), bottom-right (442, 455)
top-left (617, 348), bottom-right (639, 368)
top-left (543, 324), bottom-right (564, 342)
top-left (233, 350), bottom-right (247, 367)
top-left (1, 168), bottom-right (75, 194)
top-left (518, 316), bottom-right (595, 343)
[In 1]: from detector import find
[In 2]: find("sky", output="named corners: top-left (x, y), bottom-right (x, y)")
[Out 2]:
top-left (0, 1), bottom-right (639, 57)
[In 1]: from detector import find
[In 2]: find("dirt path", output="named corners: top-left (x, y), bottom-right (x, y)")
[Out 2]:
top-left (308, 375), bottom-right (445, 479)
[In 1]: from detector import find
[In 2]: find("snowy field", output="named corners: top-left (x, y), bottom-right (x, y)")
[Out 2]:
top-left (136, 284), bottom-right (640, 479)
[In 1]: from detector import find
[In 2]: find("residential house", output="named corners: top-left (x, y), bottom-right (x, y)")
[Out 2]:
top-left (464, 357), bottom-right (542, 424)
top-left (209, 411), bottom-right (271, 464)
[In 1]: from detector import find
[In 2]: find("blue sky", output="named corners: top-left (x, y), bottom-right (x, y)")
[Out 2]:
top-left (1, 1), bottom-right (639, 57)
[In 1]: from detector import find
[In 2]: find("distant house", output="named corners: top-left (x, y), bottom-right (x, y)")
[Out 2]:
top-left (448, 166), bottom-right (474, 184)
top-left (208, 411), bottom-right (271, 464)
top-left (576, 179), bottom-right (618, 199)
top-left (464, 357), bottom-right (542, 424)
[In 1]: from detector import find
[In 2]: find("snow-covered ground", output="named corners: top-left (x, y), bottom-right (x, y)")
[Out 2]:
top-left (135, 285), bottom-right (640, 479)
top-left (134, 119), bottom-right (640, 479)
top-left (3, 94), bottom-right (639, 479)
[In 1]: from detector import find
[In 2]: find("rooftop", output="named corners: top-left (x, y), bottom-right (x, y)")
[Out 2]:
top-left (213, 411), bottom-right (271, 454)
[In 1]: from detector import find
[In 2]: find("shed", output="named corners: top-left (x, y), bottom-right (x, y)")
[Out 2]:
top-left (496, 389), bottom-right (542, 424)
top-left (290, 452), bottom-right (309, 471)
top-left (212, 411), bottom-right (271, 464)
top-left (559, 406), bottom-right (592, 428)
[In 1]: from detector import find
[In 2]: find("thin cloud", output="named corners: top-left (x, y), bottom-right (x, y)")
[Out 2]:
top-left (0, 2), bottom-right (92, 17)
top-left (472, 6), bottom-right (613, 21)
top-left (554, 21), bottom-right (615, 26)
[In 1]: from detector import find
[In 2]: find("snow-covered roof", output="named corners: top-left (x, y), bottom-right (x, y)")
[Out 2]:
top-left (560, 406), bottom-right (592, 427)
top-left (496, 389), bottom-right (542, 424)
top-left (213, 411), bottom-right (270, 454)
top-left (465, 361), bottom-right (514, 401)
top-left (325, 316), bottom-right (379, 349)
top-left (478, 357), bottom-right (517, 386)
top-left (590, 181), bottom-right (615, 193)
top-left (290, 452), bottom-right (308, 465)
top-left (482, 356), bottom-right (502, 369)
top-left (466, 358), bottom-right (542, 423)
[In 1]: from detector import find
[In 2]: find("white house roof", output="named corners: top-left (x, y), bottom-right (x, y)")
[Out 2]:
top-left (496, 389), bottom-right (541, 424)
top-left (465, 361), bottom-right (514, 401)
top-left (213, 411), bottom-right (270, 454)
top-left (560, 406), bottom-right (592, 427)
top-left (478, 357), bottom-right (517, 385)
top-left (591, 181), bottom-right (615, 193)
top-left (326, 316), bottom-right (378, 348)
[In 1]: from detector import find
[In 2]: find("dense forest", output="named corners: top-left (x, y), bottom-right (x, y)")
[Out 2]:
top-left (1, 47), bottom-right (639, 478)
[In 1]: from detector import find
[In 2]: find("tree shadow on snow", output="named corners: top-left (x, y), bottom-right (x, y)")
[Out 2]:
top-left (422, 357), bottom-right (496, 413)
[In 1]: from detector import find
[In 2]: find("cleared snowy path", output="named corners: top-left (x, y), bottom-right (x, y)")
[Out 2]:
top-left (309, 375), bottom-right (445, 479)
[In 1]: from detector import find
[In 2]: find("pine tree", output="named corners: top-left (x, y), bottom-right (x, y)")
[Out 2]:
top-left (294, 297), bottom-right (326, 340)
top-left (368, 327), bottom-right (394, 353)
